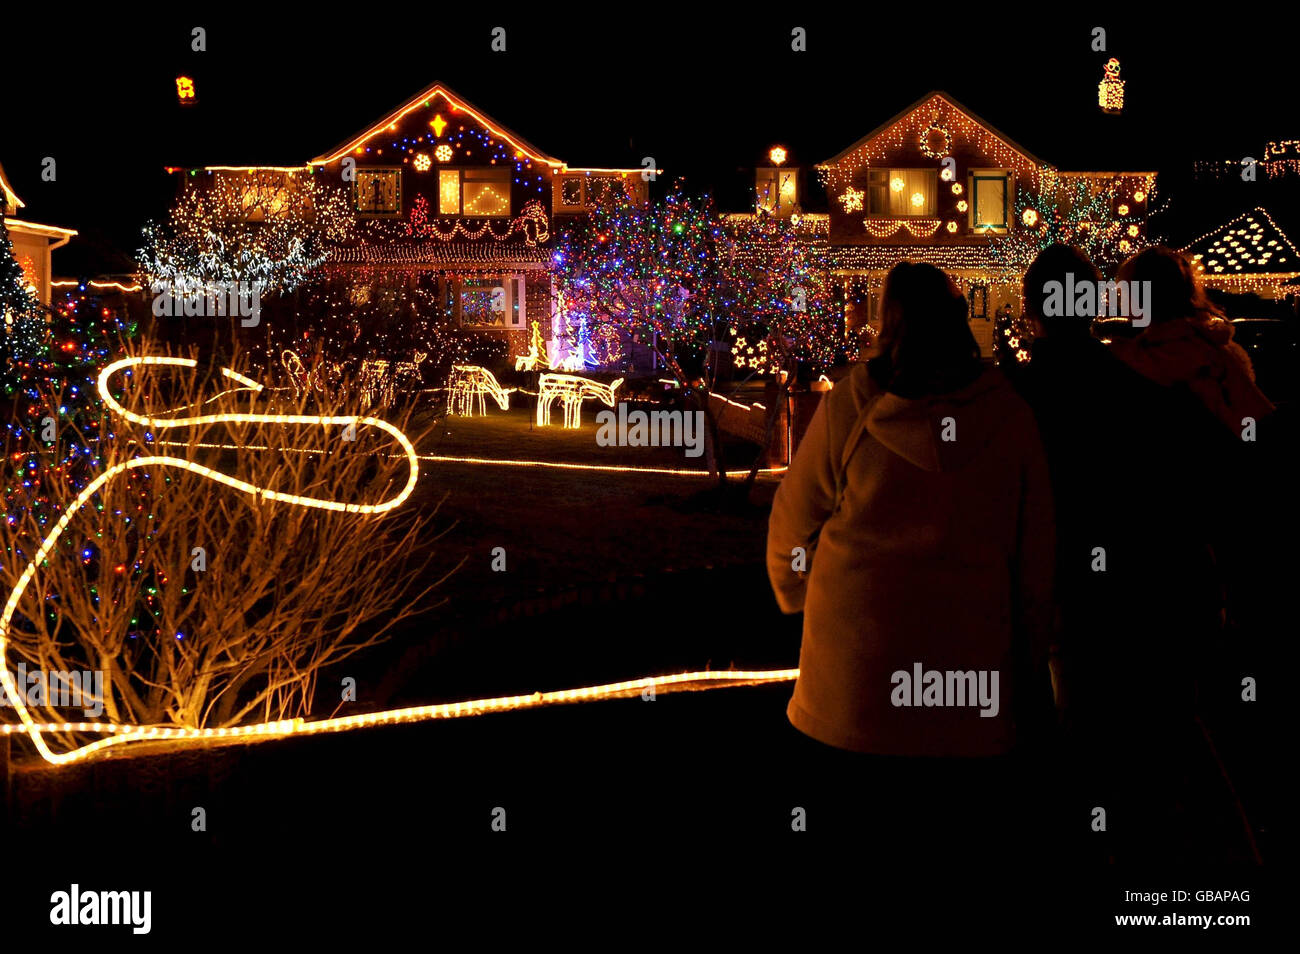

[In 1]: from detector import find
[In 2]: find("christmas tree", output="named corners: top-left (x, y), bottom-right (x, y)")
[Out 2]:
top-left (1, 212), bottom-right (47, 393)
top-left (3, 283), bottom-right (135, 536)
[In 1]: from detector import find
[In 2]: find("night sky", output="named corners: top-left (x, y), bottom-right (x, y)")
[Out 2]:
top-left (5, 11), bottom-right (1293, 273)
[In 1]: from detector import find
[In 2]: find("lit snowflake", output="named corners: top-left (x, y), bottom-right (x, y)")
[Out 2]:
top-left (840, 187), bottom-right (864, 213)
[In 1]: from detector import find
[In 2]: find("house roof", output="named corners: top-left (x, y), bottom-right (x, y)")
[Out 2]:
top-left (1181, 207), bottom-right (1300, 279)
top-left (818, 91), bottom-right (1047, 169)
top-left (0, 160), bottom-right (25, 211)
top-left (310, 81), bottom-right (565, 168)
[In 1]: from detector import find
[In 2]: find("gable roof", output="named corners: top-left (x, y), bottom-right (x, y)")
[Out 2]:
top-left (818, 91), bottom-right (1046, 170)
top-left (0, 160), bottom-right (26, 211)
top-left (1181, 207), bottom-right (1300, 279)
top-left (310, 81), bottom-right (564, 167)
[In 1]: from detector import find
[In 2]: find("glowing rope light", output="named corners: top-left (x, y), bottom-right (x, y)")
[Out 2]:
top-left (0, 668), bottom-right (801, 764)
top-left (1, 356), bottom-right (420, 765)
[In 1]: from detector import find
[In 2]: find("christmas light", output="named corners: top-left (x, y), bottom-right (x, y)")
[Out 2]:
top-left (2, 356), bottom-right (420, 765)
top-left (1, 667), bottom-right (800, 765)
top-left (447, 364), bottom-right (512, 415)
top-left (536, 373), bottom-right (623, 428)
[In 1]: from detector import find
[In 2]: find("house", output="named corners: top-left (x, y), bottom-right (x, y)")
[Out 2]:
top-left (1, 160), bottom-right (77, 306)
top-left (172, 82), bottom-right (649, 369)
top-left (1181, 207), bottom-right (1300, 302)
top-left (813, 92), bottom-right (1156, 357)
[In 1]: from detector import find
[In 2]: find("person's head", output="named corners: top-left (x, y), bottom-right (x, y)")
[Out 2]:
top-left (868, 262), bottom-right (982, 397)
top-left (1116, 246), bottom-right (1222, 326)
top-left (1022, 244), bottom-right (1102, 337)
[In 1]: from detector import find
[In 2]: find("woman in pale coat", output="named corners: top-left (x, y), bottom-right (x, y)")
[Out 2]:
top-left (767, 262), bottom-right (1056, 760)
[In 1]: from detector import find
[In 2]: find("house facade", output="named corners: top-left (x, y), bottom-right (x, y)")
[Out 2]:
top-left (1, 161), bottom-right (77, 307)
top-left (178, 83), bottom-right (647, 369)
top-left (814, 92), bottom-right (1156, 357)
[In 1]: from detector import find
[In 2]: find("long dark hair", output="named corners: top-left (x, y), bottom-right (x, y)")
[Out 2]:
top-left (867, 262), bottom-right (983, 397)
top-left (1117, 246), bottom-right (1225, 326)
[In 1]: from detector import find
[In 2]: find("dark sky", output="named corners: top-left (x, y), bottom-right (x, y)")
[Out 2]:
top-left (4, 11), bottom-right (1294, 273)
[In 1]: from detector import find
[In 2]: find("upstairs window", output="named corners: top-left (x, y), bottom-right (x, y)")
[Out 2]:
top-left (354, 168), bottom-right (402, 216)
top-left (557, 175), bottom-right (628, 210)
top-left (969, 170), bottom-right (1012, 232)
top-left (437, 168), bottom-right (512, 217)
top-left (864, 169), bottom-right (935, 216)
top-left (756, 167), bottom-right (799, 215)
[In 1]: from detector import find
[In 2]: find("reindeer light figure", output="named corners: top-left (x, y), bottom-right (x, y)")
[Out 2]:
top-left (447, 365), bottom-right (512, 416)
top-left (359, 351), bottom-right (428, 407)
top-left (536, 374), bottom-right (624, 428)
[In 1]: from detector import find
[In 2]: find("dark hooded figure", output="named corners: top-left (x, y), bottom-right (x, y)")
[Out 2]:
top-left (1007, 244), bottom-right (1239, 861)
top-left (766, 261), bottom-right (1056, 852)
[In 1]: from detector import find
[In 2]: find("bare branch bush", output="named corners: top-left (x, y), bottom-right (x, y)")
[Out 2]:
top-left (2, 333), bottom-right (438, 742)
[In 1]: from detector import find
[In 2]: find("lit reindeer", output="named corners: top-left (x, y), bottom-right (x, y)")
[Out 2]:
top-left (447, 365), bottom-right (513, 416)
top-left (359, 351), bottom-right (428, 407)
top-left (536, 373), bottom-right (624, 428)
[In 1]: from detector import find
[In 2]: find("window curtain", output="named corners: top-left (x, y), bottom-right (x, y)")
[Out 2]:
top-left (889, 169), bottom-right (934, 216)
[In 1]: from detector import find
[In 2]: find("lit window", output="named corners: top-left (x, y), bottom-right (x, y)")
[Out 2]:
top-left (354, 168), bottom-right (401, 216)
top-left (861, 169), bottom-right (935, 216)
top-left (755, 167), bottom-right (799, 216)
top-left (458, 276), bottom-right (527, 330)
top-left (969, 170), bottom-right (1012, 232)
top-left (439, 170), bottom-right (460, 214)
top-left (437, 168), bottom-right (512, 217)
top-left (560, 177), bottom-right (584, 206)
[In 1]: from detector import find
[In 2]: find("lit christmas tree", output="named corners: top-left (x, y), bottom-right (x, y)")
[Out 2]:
top-left (989, 169), bottom-right (1156, 365)
top-left (3, 285), bottom-right (135, 536)
top-left (1, 212), bottom-right (47, 393)
top-left (552, 181), bottom-right (738, 384)
top-left (728, 212), bottom-right (840, 376)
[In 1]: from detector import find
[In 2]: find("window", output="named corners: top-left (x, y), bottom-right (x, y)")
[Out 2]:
top-left (458, 276), bottom-right (526, 330)
top-left (557, 175), bottom-right (627, 210)
top-left (968, 284), bottom-right (989, 321)
top-left (969, 170), bottom-right (1012, 232)
top-left (560, 177), bottom-right (584, 206)
top-left (436, 168), bottom-right (512, 217)
top-left (863, 169), bottom-right (935, 216)
top-left (354, 168), bottom-right (401, 216)
top-left (756, 167), bottom-right (799, 215)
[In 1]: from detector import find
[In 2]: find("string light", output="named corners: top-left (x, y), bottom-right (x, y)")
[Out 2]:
top-left (446, 364), bottom-right (513, 415)
top-left (1, 356), bottom-right (420, 765)
top-left (536, 373), bottom-right (623, 427)
top-left (1, 668), bottom-right (801, 765)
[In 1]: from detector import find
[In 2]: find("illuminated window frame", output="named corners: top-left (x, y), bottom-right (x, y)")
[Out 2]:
top-left (438, 167), bottom-right (512, 218)
top-left (556, 174), bottom-right (629, 212)
top-left (968, 169), bottom-right (1013, 233)
top-left (862, 168), bottom-right (936, 217)
top-left (455, 274), bottom-right (527, 331)
top-left (352, 166), bottom-right (403, 218)
top-left (755, 166), bottom-right (799, 216)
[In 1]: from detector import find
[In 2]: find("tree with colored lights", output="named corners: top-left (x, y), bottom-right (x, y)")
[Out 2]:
top-left (0, 213), bottom-right (47, 393)
top-left (990, 169), bottom-right (1155, 280)
top-left (137, 171), bottom-right (356, 297)
top-left (988, 169), bottom-right (1156, 365)
top-left (727, 211), bottom-right (841, 486)
top-left (551, 183), bottom-right (740, 481)
top-left (1, 337), bottom-right (437, 743)
top-left (3, 287), bottom-right (136, 536)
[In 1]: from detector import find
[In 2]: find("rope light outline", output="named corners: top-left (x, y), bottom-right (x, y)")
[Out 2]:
top-left (2, 357), bottom-right (795, 766)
